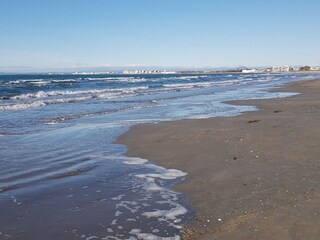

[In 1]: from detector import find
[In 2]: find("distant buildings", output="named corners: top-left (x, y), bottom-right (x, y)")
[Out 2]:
top-left (123, 70), bottom-right (176, 74)
top-left (296, 66), bottom-right (320, 71)
top-left (267, 65), bottom-right (319, 72)
top-left (271, 65), bottom-right (291, 72)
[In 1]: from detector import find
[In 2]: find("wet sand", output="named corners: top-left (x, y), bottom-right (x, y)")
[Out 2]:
top-left (117, 79), bottom-right (320, 240)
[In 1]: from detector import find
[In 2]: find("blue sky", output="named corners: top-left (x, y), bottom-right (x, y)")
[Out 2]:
top-left (0, 0), bottom-right (319, 72)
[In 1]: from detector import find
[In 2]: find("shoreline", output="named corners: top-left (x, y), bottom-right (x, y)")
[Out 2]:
top-left (117, 78), bottom-right (320, 239)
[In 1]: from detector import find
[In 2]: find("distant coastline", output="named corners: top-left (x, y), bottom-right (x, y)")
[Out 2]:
top-left (1, 65), bottom-right (320, 76)
top-left (176, 70), bottom-right (320, 75)
top-left (63, 70), bottom-right (320, 76)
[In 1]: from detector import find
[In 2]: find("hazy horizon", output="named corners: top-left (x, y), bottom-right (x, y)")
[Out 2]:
top-left (0, 65), bottom-right (279, 74)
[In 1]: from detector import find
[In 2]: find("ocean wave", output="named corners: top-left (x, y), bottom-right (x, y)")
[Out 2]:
top-left (11, 91), bottom-right (49, 99)
top-left (50, 79), bottom-right (78, 83)
top-left (27, 80), bottom-right (49, 86)
top-left (97, 92), bottom-right (133, 99)
top-left (84, 77), bottom-right (147, 83)
top-left (0, 101), bottom-right (46, 110)
top-left (44, 96), bottom-right (93, 104)
top-left (163, 75), bottom-right (202, 81)
top-left (162, 78), bottom-right (248, 89)
top-left (0, 96), bottom-right (113, 111)
top-left (10, 86), bottom-right (149, 100)
top-left (115, 78), bottom-right (147, 83)
top-left (83, 77), bottom-right (132, 81)
top-left (0, 87), bottom-right (151, 111)
top-left (162, 82), bottom-right (214, 89)
top-left (0, 79), bottom-right (79, 87)
top-left (42, 105), bottom-right (152, 123)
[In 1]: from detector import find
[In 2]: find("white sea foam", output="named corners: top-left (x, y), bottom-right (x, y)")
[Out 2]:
top-left (123, 157), bottom-right (148, 165)
top-left (0, 101), bottom-right (46, 110)
top-left (44, 96), bottom-right (92, 104)
top-left (129, 229), bottom-right (180, 240)
top-left (162, 82), bottom-right (213, 89)
top-left (164, 76), bottom-right (201, 81)
top-left (111, 194), bottom-right (125, 201)
top-left (51, 79), bottom-right (77, 83)
top-left (102, 236), bottom-right (123, 240)
top-left (127, 218), bottom-right (136, 222)
top-left (97, 92), bottom-right (130, 99)
top-left (1, 79), bottom-right (43, 85)
top-left (115, 77), bottom-right (147, 83)
top-left (161, 79), bottom-right (246, 91)
top-left (111, 220), bottom-right (117, 225)
top-left (135, 169), bottom-right (187, 180)
top-left (109, 156), bottom-right (149, 165)
top-left (12, 91), bottom-right (49, 99)
top-left (0, 96), bottom-right (95, 111)
top-left (86, 236), bottom-right (99, 240)
top-left (10, 89), bottom-right (102, 99)
top-left (28, 80), bottom-right (49, 86)
top-left (1, 79), bottom-right (79, 86)
top-left (85, 77), bottom-right (145, 83)
top-left (142, 205), bottom-right (187, 220)
top-left (116, 201), bottom-right (140, 214)
top-left (10, 86), bottom-right (149, 100)
top-left (143, 177), bottom-right (164, 192)
top-left (85, 77), bottom-right (115, 81)
top-left (98, 155), bottom-right (188, 239)
top-left (0, 86), bottom-right (152, 111)
top-left (115, 211), bottom-right (122, 217)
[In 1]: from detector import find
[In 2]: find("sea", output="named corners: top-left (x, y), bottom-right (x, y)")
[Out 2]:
top-left (0, 72), bottom-right (317, 240)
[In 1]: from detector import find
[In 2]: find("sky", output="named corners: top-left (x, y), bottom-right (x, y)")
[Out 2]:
top-left (0, 0), bottom-right (320, 72)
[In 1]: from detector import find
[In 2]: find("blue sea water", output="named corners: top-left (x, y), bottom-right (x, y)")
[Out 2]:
top-left (0, 73), bottom-right (317, 239)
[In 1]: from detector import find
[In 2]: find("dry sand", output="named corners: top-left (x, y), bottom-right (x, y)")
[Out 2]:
top-left (117, 79), bottom-right (320, 240)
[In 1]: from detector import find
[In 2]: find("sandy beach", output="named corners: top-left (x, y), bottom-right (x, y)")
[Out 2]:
top-left (117, 79), bottom-right (320, 240)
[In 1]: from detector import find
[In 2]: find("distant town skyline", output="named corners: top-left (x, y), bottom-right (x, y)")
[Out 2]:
top-left (1, 0), bottom-right (320, 73)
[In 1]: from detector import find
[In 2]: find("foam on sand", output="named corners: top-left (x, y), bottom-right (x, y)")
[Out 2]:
top-left (142, 205), bottom-right (188, 221)
top-left (135, 169), bottom-right (187, 180)
top-left (122, 157), bottom-right (148, 165)
top-left (129, 229), bottom-right (180, 240)
top-left (99, 155), bottom-right (189, 239)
